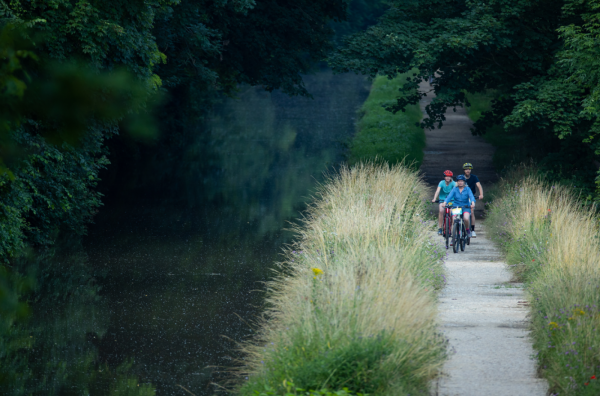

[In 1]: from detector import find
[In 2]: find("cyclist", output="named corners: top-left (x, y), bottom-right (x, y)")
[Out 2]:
top-left (462, 163), bottom-right (483, 237)
top-left (442, 175), bottom-right (475, 238)
top-left (432, 170), bottom-right (456, 235)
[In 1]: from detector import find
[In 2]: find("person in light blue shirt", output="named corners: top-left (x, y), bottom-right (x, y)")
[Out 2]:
top-left (443, 174), bottom-right (476, 237)
top-left (432, 170), bottom-right (456, 235)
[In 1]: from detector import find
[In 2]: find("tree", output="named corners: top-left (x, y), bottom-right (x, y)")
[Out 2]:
top-left (0, 0), bottom-right (168, 260)
top-left (330, 0), bottom-right (600, 194)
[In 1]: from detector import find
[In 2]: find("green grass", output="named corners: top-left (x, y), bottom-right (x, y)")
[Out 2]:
top-left (464, 91), bottom-right (525, 171)
top-left (235, 162), bottom-right (446, 395)
top-left (348, 74), bottom-right (425, 168)
top-left (486, 168), bottom-right (600, 395)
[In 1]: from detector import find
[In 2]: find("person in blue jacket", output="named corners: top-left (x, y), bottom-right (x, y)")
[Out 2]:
top-left (442, 175), bottom-right (476, 237)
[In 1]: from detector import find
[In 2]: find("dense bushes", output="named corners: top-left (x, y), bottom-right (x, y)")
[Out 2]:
top-left (487, 170), bottom-right (600, 395)
top-left (348, 73), bottom-right (424, 168)
top-left (236, 163), bottom-right (446, 395)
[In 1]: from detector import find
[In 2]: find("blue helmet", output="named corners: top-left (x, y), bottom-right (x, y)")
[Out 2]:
top-left (456, 175), bottom-right (467, 181)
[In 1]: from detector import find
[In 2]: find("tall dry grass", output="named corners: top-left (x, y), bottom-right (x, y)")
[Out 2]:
top-left (235, 162), bottom-right (447, 395)
top-left (487, 171), bottom-right (600, 395)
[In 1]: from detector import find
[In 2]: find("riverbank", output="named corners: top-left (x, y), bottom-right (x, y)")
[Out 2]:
top-left (486, 170), bottom-right (600, 395)
top-left (236, 163), bottom-right (446, 395)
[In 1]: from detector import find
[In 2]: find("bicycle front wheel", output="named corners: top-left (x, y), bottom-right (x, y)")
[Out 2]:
top-left (452, 222), bottom-right (460, 254)
top-left (460, 223), bottom-right (466, 251)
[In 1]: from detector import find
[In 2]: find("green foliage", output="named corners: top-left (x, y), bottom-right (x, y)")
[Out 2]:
top-left (0, 265), bottom-right (32, 335)
top-left (252, 388), bottom-right (362, 396)
top-left (240, 329), bottom-right (431, 396)
top-left (465, 91), bottom-right (534, 171)
top-left (466, 90), bottom-right (598, 198)
top-left (349, 72), bottom-right (424, 168)
top-left (331, 0), bottom-right (600, 197)
top-left (154, 0), bottom-right (349, 97)
top-left (0, 0), bottom-right (169, 260)
top-left (331, 0), bottom-right (389, 45)
top-left (0, 0), bottom-right (356, 262)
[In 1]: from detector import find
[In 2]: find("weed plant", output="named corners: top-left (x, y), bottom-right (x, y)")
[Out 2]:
top-left (487, 169), bottom-right (600, 395)
top-left (235, 162), bottom-right (447, 395)
top-left (348, 74), bottom-right (425, 168)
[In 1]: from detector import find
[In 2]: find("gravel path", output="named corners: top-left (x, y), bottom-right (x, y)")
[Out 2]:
top-left (432, 225), bottom-right (547, 395)
top-left (418, 81), bottom-right (548, 395)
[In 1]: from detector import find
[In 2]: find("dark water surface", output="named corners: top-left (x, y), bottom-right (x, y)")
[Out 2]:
top-left (84, 71), bottom-right (370, 395)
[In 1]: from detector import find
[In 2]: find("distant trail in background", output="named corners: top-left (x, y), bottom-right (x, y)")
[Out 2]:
top-left (418, 80), bottom-right (498, 203)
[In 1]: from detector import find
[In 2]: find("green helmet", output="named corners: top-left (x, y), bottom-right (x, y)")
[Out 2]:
top-left (463, 163), bottom-right (473, 170)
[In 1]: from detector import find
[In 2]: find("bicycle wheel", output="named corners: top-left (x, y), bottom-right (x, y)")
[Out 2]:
top-left (452, 222), bottom-right (460, 253)
top-left (444, 215), bottom-right (451, 249)
top-left (460, 223), bottom-right (466, 251)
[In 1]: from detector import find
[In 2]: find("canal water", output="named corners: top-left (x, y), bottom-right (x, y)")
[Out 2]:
top-left (82, 71), bottom-right (370, 395)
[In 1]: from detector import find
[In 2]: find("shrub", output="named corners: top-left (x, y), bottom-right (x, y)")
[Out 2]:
top-left (235, 162), bottom-right (446, 395)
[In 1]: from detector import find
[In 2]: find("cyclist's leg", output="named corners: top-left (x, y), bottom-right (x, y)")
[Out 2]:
top-left (463, 211), bottom-right (471, 231)
top-left (471, 201), bottom-right (476, 230)
top-left (438, 203), bottom-right (445, 228)
top-left (451, 215), bottom-right (459, 245)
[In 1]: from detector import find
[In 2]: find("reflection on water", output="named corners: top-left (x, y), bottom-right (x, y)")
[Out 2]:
top-left (4, 70), bottom-right (369, 395)
top-left (3, 238), bottom-right (155, 396)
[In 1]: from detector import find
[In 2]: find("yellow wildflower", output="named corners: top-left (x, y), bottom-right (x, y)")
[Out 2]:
top-left (569, 309), bottom-right (586, 320)
top-left (312, 268), bottom-right (324, 276)
top-left (549, 321), bottom-right (559, 330)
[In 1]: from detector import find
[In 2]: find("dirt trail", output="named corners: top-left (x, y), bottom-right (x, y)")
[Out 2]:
top-left (419, 81), bottom-right (548, 395)
top-left (418, 81), bottom-right (497, 190)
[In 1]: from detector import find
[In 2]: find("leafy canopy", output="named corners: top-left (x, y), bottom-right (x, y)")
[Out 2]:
top-left (331, 0), bottom-right (600, 193)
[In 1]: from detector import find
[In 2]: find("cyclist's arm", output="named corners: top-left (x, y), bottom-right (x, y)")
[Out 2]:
top-left (432, 186), bottom-right (441, 202)
top-left (443, 188), bottom-right (456, 205)
top-left (468, 188), bottom-right (476, 207)
top-left (476, 181), bottom-right (483, 199)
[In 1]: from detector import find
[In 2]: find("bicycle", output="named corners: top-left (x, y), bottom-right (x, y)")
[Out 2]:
top-left (434, 200), bottom-right (454, 249)
top-left (450, 205), bottom-right (472, 253)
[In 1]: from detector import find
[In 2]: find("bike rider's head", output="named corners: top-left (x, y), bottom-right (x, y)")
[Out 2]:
top-left (456, 174), bottom-right (467, 187)
top-left (463, 163), bottom-right (473, 177)
top-left (443, 170), bottom-right (453, 182)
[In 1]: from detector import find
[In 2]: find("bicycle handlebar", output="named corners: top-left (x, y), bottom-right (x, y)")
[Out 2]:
top-left (432, 200), bottom-right (476, 205)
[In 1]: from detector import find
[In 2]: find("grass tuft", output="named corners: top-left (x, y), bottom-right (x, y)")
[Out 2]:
top-left (348, 74), bottom-right (425, 168)
top-left (487, 166), bottom-right (600, 395)
top-left (234, 162), bottom-right (447, 395)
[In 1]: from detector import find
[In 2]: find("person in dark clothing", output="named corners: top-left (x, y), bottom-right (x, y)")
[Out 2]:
top-left (462, 163), bottom-right (483, 237)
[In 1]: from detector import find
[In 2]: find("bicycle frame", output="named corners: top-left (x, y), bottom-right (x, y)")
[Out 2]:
top-left (450, 205), bottom-right (472, 253)
top-left (435, 200), bottom-right (454, 249)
